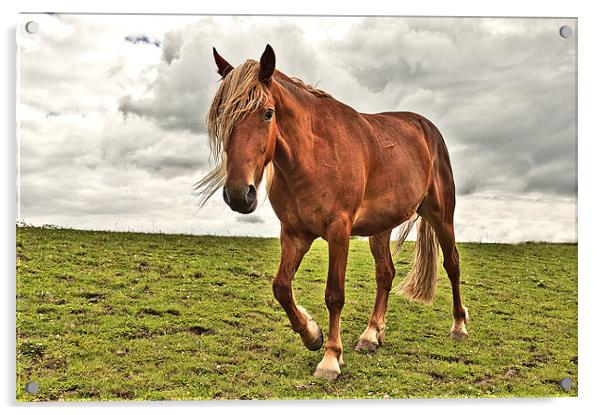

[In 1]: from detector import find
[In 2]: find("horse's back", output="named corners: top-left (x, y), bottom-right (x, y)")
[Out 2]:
top-left (362, 111), bottom-right (447, 156)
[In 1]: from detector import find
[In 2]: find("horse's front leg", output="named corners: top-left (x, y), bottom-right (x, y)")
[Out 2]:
top-left (272, 227), bottom-right (323, 350)
top-left (314, 218), bottom-right (351, 381)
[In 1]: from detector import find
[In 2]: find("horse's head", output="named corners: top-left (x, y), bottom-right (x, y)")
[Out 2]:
top-left (204, 45), bottom-right (278, 214)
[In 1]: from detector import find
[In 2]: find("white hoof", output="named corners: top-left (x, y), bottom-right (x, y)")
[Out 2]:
top-left (450, 307), bottom-right (469, 341)
top-left (313, 355), bottom-right (341, 381)
top-left (355, 326), bottom-right (384, 352)
top-left (449, 326), bottom-right (469, 341)
top-left (297, 306), bottom-right (323, 351)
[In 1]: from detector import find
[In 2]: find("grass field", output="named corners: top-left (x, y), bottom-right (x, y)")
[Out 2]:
top-left (16, 226), bottom-right (578, 401)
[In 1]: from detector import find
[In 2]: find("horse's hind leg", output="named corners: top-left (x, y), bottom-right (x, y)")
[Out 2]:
top-left (355, 229), bottom-right (395, 352)
top-left (273, 226), bottom-right (322, 350)
top-left (420, 200), bottom-right (469, 340)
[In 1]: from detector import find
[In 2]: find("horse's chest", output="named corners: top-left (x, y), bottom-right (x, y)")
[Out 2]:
top-left (269, 170), bottom-right (364, 236)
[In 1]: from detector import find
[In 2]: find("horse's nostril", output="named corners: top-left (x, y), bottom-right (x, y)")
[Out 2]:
top-left (222, 187), bottom-right (230, 205)
top-left (245, 185), bottom-right (257, 204)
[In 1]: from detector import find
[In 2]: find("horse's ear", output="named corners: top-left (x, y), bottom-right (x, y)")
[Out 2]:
top-left (259, 44), bottom-right (276, 83)
top-left (213, 47), bottom-right (233, 78)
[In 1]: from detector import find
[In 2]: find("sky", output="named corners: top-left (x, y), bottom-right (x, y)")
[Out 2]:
top-left (17, 14), bottom-right (577, 242)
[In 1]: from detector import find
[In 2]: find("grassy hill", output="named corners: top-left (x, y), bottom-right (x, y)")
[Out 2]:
top-left (16, 227), bottom-right (578, 400)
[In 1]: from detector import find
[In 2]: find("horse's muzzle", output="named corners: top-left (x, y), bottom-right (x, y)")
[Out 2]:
top-left (223, 184), bottom-right (257, 214)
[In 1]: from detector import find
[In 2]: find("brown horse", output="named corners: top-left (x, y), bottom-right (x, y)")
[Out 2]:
top-left (196, 45), bottom-right (469, 381)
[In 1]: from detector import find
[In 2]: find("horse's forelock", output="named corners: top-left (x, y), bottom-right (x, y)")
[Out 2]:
top-left (196, 60), bottom-right (269, 206)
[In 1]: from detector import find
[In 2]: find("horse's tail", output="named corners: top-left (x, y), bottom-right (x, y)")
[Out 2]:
top-left (392, 215), bottom-right (440, 305)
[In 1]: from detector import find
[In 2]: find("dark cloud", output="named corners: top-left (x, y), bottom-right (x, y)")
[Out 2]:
top-left (98, 116), bottom-right (208, 179)
top-left (125, 34), bottom-right (161, 47)
top-left (457, 179), bottom-right (479, 196)
top-left (236, 215), bottom-right (265, 224)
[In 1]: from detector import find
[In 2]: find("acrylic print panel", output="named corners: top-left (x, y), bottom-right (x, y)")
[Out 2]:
top-left (16, 13), bottom-right (577, 401)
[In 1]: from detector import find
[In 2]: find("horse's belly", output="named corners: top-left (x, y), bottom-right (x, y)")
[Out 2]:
top-left (350, 157), bottom-right (430, 236)
top-left (351, 196), bottom-right (418, 236)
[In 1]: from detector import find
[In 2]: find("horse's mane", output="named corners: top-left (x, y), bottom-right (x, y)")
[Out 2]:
top-left (194, 59), bottom-right (331, 206)
top-left (285, 76), bottom-right (332, 99)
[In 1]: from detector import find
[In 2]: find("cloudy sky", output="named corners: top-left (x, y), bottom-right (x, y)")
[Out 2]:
top-left (17, 14), bottom-right (577, 242)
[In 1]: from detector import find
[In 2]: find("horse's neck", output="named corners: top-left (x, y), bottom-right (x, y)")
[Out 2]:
top-left (271, 80), bottom-right (318, 172)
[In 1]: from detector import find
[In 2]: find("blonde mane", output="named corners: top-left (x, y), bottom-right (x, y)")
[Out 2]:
top-left (194, 59), bottom-right (331, 206)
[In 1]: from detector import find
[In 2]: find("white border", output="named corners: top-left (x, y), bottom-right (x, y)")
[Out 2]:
top-left (3, 1), bottom-right (600, 414)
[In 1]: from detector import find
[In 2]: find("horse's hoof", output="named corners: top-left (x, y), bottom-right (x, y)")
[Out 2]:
top-left (297, 307), bottom-right (323, 351)
top-left (450, 312), bottom-right (469, 341)
top-left (314, 355), bottom-right (341, 381)
top-left (449, 328), bottom-right (469, 341)
top-left (303, 327), bottom-right (324, 351)
top-left (354, 338), bottom-right (379, 353)
top-left (313, 367), bottom-right (340, 381)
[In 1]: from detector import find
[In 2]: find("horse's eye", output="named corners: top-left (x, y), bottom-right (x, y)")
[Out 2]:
top-left (263, 109), bottom-right (274, 121)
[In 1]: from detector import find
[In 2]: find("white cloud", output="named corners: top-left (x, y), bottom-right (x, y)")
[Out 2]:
top-left (455, 192), bottom-right (576, 243)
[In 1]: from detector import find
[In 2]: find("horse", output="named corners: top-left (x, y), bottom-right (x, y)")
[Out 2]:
top-left (195, 44), bottom-right (469, 381)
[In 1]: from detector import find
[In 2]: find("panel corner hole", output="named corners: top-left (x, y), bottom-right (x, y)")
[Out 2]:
top-left (25, 381), bottom-right (39, 394)
top-left (559, 377), bottom-right (573, 391)
top-left (25, 21), bottom-right (39, 35)
top-left (559, 25), bottom-right (573, 39)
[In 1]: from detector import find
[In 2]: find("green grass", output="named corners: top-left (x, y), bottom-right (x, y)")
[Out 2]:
top-left (16, 226), bottom-right (577, 401)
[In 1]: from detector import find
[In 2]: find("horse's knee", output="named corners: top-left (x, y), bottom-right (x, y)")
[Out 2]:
top-left (325, 289), bottom-right (344, 312)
